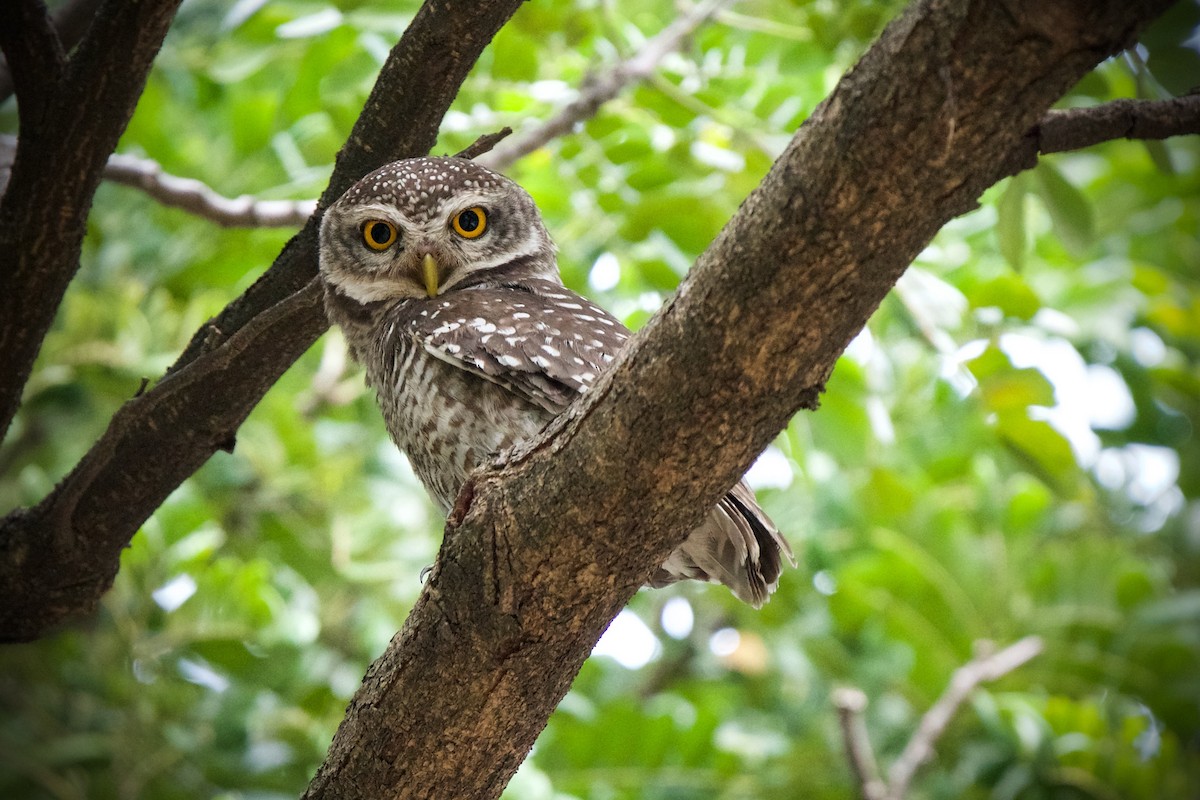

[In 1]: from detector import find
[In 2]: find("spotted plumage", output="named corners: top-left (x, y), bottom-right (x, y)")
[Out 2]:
top-left (319, 156), bottom-right (793, 606)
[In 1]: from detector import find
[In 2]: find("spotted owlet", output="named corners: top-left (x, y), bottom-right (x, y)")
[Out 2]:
top-left (318, 156), bottom-right (793, 606)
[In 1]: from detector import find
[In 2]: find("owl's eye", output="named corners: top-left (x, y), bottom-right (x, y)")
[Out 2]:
top-left (451, 207), bottom-right (488, 239)
top-left (362, 220), bottom-right (398, 251)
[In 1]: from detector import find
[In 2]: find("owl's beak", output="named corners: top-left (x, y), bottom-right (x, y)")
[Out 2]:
top-left (422, 253), bottom-right (439, 297)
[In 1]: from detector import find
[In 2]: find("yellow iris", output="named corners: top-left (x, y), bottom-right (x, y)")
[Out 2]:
top-left (362, 220), bottom-right (397, 250)
top-left (451, 207), bottom-right (487, 239)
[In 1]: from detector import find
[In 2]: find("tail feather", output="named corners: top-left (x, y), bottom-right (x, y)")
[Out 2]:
top-left (649, 480), bottom-right (795, 607)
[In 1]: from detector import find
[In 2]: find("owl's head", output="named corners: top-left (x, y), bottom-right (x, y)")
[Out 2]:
top-left (319, 157), bottom-right (560, 306)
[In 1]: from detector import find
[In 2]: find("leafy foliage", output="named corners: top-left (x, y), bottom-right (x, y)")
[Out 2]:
top-left (2, 1), bottom-right (1198, 798)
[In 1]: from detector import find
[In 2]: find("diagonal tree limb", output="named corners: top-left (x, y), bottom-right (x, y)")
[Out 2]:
top-left (0, 0), bottom-right (102, 104)
top-left (0, 0), bottom-right (184, 444)
top-left (0, 0), bottom-right (65, 117)
top-left (886, 637), bottom-right (1044, 799)
top-left (0, 0), bottom-right (528, 642)
top-left (834, 638), bottom-right (1044, 800)
top-left (301, 2), bottom-right (1176, 798)
top-left (477, 0), bottom-right (735, 171)
top-left (454, 126), bottom-right (514, 160)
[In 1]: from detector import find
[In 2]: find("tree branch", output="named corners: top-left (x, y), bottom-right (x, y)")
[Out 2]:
top-left (834, 638), bottom-right (1044, 800)
top-left (886, 637), bottom-right (1043, 799)
top-left (478, 0), bottom-right (734, 171)
top-left (0, 0), bottom-right (528, 642)
top-left (101, 145), bottom-right (317, 228)
top-left (0, 0), bottom-right (183, 443)
top-left (49, 65), bottom-right (1194, 240)
top-left (834, 688), bottom-right (887, 800)
top-left (454, 126), bottom-right (514, 160)
top-left (0, 126), bottom-right (510, 231)
top-left (0, 0), bottom-right (102, 104)
top-left (0, 0), bottom-right (65, 117)
top-left (998, 94), bottom-right (1200, 181)
top-left (1036, 94), bottom-right (1200, 154)
top-left (302, 3), bottom-right (1171, 799)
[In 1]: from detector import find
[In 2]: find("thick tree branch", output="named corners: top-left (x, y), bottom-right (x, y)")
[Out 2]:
top-left (478, 0), bottom-right (734, 171)
top-left (0, 0), bottom-right (65, 116)
top-left (303, 2), bottom-right (1174, 799)
top-left (0, 0), bottom-right (526, 641)
top-left (0, 0), bottom-right (183, 443)
top-left (0, 0), bottom-right (102, 104)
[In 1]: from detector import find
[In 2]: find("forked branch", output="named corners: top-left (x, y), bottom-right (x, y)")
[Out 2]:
top-left (835, 637), bottom-right (1045, 800)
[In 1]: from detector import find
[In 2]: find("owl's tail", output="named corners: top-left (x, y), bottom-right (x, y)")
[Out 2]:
top-left (649, 481), bottom-right (795, 607)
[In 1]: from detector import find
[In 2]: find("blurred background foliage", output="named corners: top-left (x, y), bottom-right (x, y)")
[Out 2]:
top-left (2, 0), bottom-right (1199, 798)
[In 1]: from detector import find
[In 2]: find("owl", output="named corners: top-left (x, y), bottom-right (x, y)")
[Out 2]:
top-left (318, 156), bottom-right (793, 606)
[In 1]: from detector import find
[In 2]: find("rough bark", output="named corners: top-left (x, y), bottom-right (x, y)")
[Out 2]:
top-left (302, 2), bottom-right (1177, 799)
top-left (0, 0), bottom-right (183, 441)
top-left (0, 0), bottom-right (526, 642)
top-left (1032, 94), bottom-right (1200, 155)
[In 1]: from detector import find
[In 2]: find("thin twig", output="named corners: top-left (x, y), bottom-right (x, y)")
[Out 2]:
top-left (834, 637), bottom-right (1043, 800)
top-left (833, 688), bottom-right (887, 800)
top-left (454, 127), bottom-right (513, 160)
top-left (103, 149), bottom-right (316, 227)
top-left (885, 636), bottom-right (1043, 799)
top-left (1036, 94), bottom-right (1200, 155)
top-left (477, 0), bottom-right (735, 171)
top-left (2, 134), bottom-right (318, 228)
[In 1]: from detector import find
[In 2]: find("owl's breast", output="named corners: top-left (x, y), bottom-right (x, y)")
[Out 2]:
top-left (366, 318), bottom-right (550, 512)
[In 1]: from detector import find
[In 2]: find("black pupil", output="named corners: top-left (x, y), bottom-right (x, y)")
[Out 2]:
top-left (369, 223), bottom-right (391, 244)
top-left (458, 210), bottom-right (480, 232)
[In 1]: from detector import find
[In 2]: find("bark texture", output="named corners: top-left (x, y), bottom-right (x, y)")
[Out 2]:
top-left (0, 0), bottom-right (526, 641)
top-left (0, 0), bottom-right (183, 441)
top-left (302, 1), bottom-right (1176, 799)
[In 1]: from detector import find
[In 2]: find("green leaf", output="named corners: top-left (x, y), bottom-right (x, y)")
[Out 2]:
top-left (1035, 162), bottom-right (1095, 257)
top-left (995, 412), bottom-right (1078, 487)
top-left (967, 346), bottom-right (1055, 411)
top-left (997, 174), bottom-right (1028, 270)
top-left (970, 273), bottom-right (1041, 320)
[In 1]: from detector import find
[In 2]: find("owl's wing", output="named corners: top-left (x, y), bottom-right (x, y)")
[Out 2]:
top-left (411, 280), bottom-right (631, 413)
